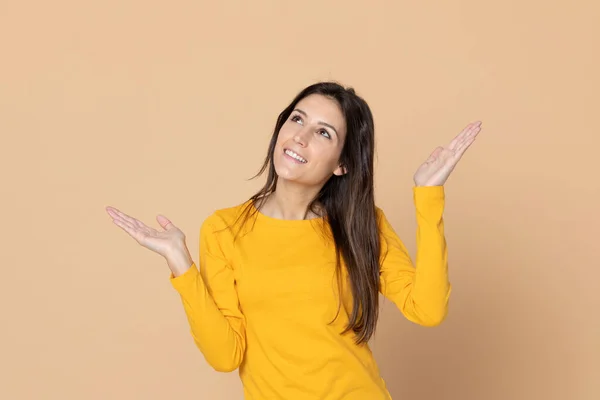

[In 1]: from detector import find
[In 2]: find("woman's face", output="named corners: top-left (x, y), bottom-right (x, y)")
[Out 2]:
top-left (273, 94), bottom-right (348, 187)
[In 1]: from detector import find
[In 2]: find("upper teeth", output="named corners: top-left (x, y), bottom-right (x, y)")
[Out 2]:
top-left (285, 149), bottom-right (306, 163)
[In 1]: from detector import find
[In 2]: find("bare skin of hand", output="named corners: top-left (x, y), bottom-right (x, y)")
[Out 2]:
top-left (105, 206), bottom-right (187, 259)
top-left (413, 121), bottom-right (482, 187)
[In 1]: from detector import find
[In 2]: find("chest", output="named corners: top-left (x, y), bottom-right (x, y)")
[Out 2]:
top-left (230, 228), bottom-right (347, 313)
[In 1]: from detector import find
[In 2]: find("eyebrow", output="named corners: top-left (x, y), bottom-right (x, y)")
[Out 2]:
top-left (293, 108), bottom-right (339, 136)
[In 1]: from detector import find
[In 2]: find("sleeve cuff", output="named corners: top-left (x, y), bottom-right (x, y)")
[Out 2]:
top-left (170, 262), bottom-right (199, 291)
top-left (413, 185), bottom-right (445, 215)
top-left (413, 185), bottom-right (445, 199)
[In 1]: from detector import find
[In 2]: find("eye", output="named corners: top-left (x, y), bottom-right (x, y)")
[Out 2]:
top-left (290, 114), bottom-right (303, 124)
top-left (319, 129), bottom-right (331, 139)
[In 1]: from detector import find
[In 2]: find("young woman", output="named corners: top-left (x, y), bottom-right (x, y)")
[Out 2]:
top-left (106, 81), bottom-right (481, 399)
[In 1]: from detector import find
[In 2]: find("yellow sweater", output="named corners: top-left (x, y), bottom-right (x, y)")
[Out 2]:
top-left (170, 186), bottom-right (451, 399)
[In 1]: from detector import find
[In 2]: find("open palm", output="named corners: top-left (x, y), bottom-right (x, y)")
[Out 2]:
top-left (413, 121), bottom-right (482, 187)
top-left (106, 206), bottom-right (185, 258)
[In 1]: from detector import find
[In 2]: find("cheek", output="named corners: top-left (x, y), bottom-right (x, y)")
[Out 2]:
top-left (276, 124), bottom-right (295, 143)
top-left (312, 147), bottom-right (342, 170)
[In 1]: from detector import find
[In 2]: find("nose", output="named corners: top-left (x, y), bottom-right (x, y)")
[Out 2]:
top-left (293, 127), bottom-right (310, 147)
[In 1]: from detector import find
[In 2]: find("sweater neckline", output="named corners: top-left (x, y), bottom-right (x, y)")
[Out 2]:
top-left (250, 200), bottom-right (326, 228)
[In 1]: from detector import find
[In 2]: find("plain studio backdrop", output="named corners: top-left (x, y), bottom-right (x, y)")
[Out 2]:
top-left (1, 1), bottom-right (598, 399)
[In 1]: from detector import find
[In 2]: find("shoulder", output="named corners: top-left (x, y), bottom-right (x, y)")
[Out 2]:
top-left (200, 199), bottom-right (254, 236)
top-left (373, 205), bottom-right (400, 239)
top-left (374, 205), bottom-right (390, 226)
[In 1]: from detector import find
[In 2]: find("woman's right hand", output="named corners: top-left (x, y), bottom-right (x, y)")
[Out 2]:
top-left (105, 206), bottom-right (187, 259)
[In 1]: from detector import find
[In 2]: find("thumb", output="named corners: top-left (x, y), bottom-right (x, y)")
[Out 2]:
top-left (156, 214), bottom-right (174, 230)
top-left (426, 146), bottom-right (443, 162)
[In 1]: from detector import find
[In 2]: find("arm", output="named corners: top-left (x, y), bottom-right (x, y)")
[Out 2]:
top-left (169, 214), bottom-right (246, 372)
top-left (378, 185), bottom-right (451, 326)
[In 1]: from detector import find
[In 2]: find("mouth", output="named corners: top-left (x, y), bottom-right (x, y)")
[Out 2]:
top-left (283, 148), bottom-right (307, 164)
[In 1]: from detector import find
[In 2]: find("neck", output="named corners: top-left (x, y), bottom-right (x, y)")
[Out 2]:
top-left (261, 179), bottom-right (323, 220)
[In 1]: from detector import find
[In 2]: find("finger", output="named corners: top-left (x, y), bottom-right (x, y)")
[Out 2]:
top-left (106, 207), bottom-right (120, 219)
top-left (448, 129), bottom-right (468, 150)
top-left (112, 218), bottom-right (144, 243)
top-left (454, 128), bottom-right (476, 150)
top-left (448, 121), bottom-right (481, 150)
top-left (112, 215), bottom-right (136, 231)
top-left (106, 206), bottom-right (152, 231)
top-left (156, 214), bottom-right (174, 230)
top-left (106, 206), bottom-right (139, 226)
top-left (466, 122), bottom-right (482, 138)
top-left (455, 134), bottom-right (478, 156)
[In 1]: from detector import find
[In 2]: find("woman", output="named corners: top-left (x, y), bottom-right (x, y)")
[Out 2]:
top-left (106, 81), bottom-right (481, 399)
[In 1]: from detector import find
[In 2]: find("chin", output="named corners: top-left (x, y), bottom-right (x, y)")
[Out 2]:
top-left (274, 167), bottom-right (300, 183)
top-left (273, 154), bottom-right (299, 180)
top-left (272, 154), bottom-right (324, 187)
top-left (272, 166), bottom-right (303, 185)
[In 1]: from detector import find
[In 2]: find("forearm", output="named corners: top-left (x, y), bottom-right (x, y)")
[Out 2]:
top-left (167, 248), bottom-right (245, 372)
top-left (408, 186), bottom-right (451, 324)
top-left (172, 265), bottom-right (246, 372)
top-left (410, 213), bottom-right (451, 323)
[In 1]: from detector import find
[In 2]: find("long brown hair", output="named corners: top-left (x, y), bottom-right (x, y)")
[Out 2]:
top-left (234, 81), bottom-right (380, 344)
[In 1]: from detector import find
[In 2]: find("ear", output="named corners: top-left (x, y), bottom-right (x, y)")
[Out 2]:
top-left (333, 164), bottom-right (347, 176)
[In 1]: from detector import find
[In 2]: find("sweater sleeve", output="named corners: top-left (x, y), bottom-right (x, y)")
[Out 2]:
top-left (378, 185), bottom-right (451, 326)
top-left (169, 214), bottom-right (246, 372)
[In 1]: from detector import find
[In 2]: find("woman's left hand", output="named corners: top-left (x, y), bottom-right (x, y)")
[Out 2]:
top-left (413, 121), bottom-right (482, 187)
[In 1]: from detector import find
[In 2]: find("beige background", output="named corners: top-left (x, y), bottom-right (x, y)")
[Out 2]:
top-left (1, 1), bottom-right (598, 399)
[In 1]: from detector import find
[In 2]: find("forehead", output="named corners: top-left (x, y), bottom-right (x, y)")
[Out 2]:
top-left (295, 94), bottom-right (346, 134)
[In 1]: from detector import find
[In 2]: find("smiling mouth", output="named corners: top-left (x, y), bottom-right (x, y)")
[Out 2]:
top-left (284, 148), bottom-right (307, 163)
